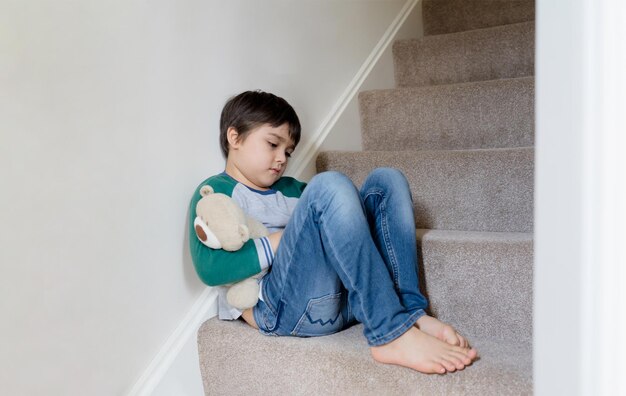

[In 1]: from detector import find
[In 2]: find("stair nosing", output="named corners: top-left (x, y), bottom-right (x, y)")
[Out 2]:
top-left (416, 228), bottom-right (533, 241)
top-left (322, 146), bottom-right (534, 156)
top-left (359, 75), bottom-right (534, 98)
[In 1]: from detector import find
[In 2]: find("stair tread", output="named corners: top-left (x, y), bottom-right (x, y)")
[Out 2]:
top-left (359, 77), bottom-right (534, 151)
top-left (317, 147), bottom-right (534, 233)
top-left (198, 318), bottom-right (531, 395)
top-left (423, 0), bottom-right (535, 35)
top-left (394, 21), bottom-right (534, 87)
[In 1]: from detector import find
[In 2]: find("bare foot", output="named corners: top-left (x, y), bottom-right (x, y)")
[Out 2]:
top-left (416, 315), bottom-right (471, 349)
top-left (370, 327), bottom-right (478, 374)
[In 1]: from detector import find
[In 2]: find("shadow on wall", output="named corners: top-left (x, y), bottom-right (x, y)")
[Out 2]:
top-left (182, 203), bottom-right (203, 291)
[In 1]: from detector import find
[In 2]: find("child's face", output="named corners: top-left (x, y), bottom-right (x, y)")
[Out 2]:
top-left (226, 123), bottom-right (295, 190)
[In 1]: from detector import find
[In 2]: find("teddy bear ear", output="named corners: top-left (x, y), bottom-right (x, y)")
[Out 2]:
top-left (238, 224), bottom-right (250, 243)
top-left (200, 185), bottom-right (214, 197)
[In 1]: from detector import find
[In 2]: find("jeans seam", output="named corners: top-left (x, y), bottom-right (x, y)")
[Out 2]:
top-left (267, 203), bottom-right (320, 332)
top-left (271, 207), bottom-right (310, 319)
top-left (319, 209), bottom-right (375, 335)
top-left (254, 302), bottom-right (275, 335)
top-left (380, 196), bottom-right (400, 289)
top-left (259, 280), bottom-right (276, 316)
top-left (365, 190), bottom-right (400, 289)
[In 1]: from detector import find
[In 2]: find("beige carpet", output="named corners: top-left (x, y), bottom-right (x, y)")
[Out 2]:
top-left (359, 77), bottom-right (534, 151)
top-left (199, 318), bottom-right (532, 395)
top-left (394, 21), bottom-right (534, 87)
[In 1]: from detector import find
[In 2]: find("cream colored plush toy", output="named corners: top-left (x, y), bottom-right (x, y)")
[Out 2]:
top-left (193, 185), bottom-right (269, 310)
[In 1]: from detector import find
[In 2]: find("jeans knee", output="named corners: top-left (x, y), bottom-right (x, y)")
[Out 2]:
top-left (366, 168), bottom-right (409, 191)
top-left (309, 171), bottom-right (355, 194)
top-left (308, 171), bottom-right (361, 214)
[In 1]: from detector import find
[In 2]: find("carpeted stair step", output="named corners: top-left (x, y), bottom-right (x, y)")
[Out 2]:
top-left (316, 147), bottom-right (533, 233)
top-left (197, 229), bottom-right (533, 393)
top-left (394, 21), bottom-right (534, 87)
top-left (423, 0), bottom-right (535, 36)
top-left (198, 318), bottom-right (532, 395)
top-left (416, 229), bottom-right (532, 344)
top-left (359, 77), bottom-right (534, 151)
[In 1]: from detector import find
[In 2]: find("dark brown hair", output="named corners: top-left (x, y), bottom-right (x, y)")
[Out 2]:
top-left (219, 90), bottom-right (301, 158)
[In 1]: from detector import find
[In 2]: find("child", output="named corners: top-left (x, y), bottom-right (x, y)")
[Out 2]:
top-left (189, 90), bottom-right (478, 374)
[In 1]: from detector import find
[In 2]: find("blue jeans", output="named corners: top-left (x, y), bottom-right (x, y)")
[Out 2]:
top-left (252, 168), bottom-right (428, 346)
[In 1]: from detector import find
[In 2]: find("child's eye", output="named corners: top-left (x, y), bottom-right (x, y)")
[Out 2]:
top-left (285, 152), bottom-right (292, 158)
top-left (268, 142), bottom-right (278, 148)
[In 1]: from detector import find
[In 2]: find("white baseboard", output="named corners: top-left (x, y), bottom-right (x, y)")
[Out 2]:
top-left (126, 288), bottom-right (218, 396)
top-left (290, 0), bottom-right (420, 179)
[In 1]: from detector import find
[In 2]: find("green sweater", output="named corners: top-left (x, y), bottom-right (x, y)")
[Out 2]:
top-left (188, 173), bottom-right (306, 286)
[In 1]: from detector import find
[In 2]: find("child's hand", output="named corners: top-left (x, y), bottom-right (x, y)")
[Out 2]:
top-left (268, 231), bottom-right (283, 253)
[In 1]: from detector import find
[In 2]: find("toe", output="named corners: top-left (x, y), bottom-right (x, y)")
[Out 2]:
top-left (442, 326), bottom-right (461, 346)
top-left (447, 354), bottom-right (466, 370)
top-left (447, 350), bottom-right (469, 368)
top-left (426, 361), bottom-right (447, 374)
top-left (438, 358), bottom-right (457, 373)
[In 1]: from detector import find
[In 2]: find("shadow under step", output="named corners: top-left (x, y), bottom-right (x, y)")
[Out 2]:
top-left (423, 0), bottom-right (535, 36)
top-left (359, 77), bottom-right (534, 151)
top-left (394, 21), bottom-right (534, 88)
top-left (317, 147), bottom-right (533, 233)
top-left (198, 318), bottom-right (532, 395)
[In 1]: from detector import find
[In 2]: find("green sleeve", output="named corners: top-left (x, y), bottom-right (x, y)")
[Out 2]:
top-left (189, 236), bottom-right (262, 286)
top-left (188, 175), bottom-right (262, 286)
top-left (272, 176), bottom-right (307, 198)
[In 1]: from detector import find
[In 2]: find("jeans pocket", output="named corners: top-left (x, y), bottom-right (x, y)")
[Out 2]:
top-left (291, 292), bottom-right (344, 337)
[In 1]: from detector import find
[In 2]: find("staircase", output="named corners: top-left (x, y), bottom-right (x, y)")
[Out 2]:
top-left (198, 1), bottom-right (535, 394)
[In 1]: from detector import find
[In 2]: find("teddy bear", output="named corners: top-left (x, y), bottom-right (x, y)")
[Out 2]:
top-left (193, 185), bottom-right (269, 310)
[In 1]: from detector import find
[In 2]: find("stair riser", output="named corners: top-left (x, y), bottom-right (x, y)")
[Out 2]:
top-left (417, 231), bottom-right (533, 344)
top-left (394, 22), bottom-right (534, 87)
top-left (317, 148), bottom-right (534, 233)
top-left (423, 0), bottom-right (535, 35)
top-left (360, 77), bottom-right (534, 151)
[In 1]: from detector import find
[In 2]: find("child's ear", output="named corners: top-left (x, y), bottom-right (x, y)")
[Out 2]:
top-left (227, 127), bottom-right (241, 149)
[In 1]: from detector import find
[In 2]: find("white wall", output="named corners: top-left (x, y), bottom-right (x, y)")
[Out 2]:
top-left (320, 0), bottom-right (422, 153)
top-left (0, 1), bottom-right (407, 395)
top-left (294, 1), bottom-right (422, 180)
top-left (535, 0), bottom-right (626, 394)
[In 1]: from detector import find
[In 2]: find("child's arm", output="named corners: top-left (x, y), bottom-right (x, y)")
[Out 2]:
top-left (267, 230), bottom-right (283, 253)
top-left (188, 174), bottom-right (303, 286)
top-left (189, 176), bottom-right (272, 286)
top-left (190, 236), bottom-right (268, 286)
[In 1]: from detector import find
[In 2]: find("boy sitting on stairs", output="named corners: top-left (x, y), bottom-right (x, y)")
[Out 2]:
top-left (189, 90), bottom-right (478, 374)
